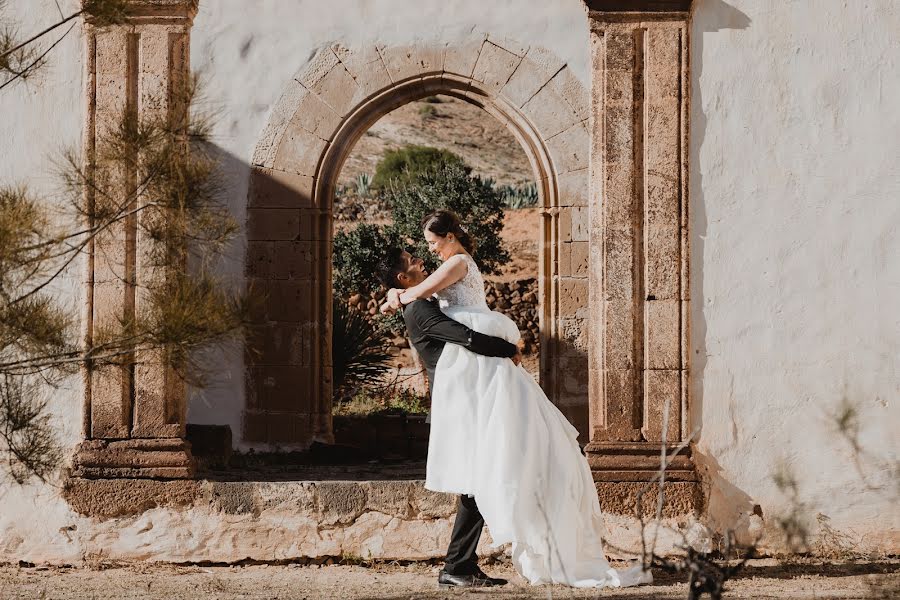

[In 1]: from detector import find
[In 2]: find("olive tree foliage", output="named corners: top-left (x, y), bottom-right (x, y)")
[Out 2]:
top-left (0, 0), bottom-right (245, 483)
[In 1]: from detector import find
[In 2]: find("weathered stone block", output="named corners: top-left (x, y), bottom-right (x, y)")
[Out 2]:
top-left (245, 241), bottom-right (274, 279)
top-left (273, 241), bottom-right (314, 280)
top-left (604, 68), bottom-right (633, 104)
top-left (246, 208), bottom-right (299, 241)
top-left (272, 126), bottom-right (327, 176)
top-left (557, 169), bottom-right (588, 207)
top-left (249, 167), bottom-right (315, 208)
top-left (471, 41), bottom-right (521, 94)
top-left (363, 481), bottom-right (415, 518)
top-left (558, 277), bottom-right (588, 318)
top-left (315, 482), bottom-right (367, 526)
top-left (570, 241), bottom-right (589, 277)
top-left (603, 161), bottom-right (635, 228)
top-left (603, 300), bottom-right (636, 370)
top-left (681, 301), bottom-right (690, 371)
top-left (547, 65), bottom-right (590, 122)
top-left (646, 26), bottom-right (682, 100)
top-left (604, 104), bottom-right (634, 164)
top-left (442, 34), bottom-right (486, 78)
top-left (547, 121), bottom-right (589, 175)
top-left (487, 33), bottom-right (529, 58)
top-left (570, 206), bottom-right (590, 242)
top-left (645, 225), bottom-right (680, 300)
top-left (522, 79), bottom-right (579, 139)
top-left (645, 101), bottom-right (680, 189)
top-left (299, 56), bottom-right (358, 117)
top-left (254, 80), bottom-right (307, 167)
top-left (680, 225), bottom-right (690, 300)
top-left (642, 369), bottom-right (681, 442)
top-left (599, 368), bottom-right (642, 441)
top-left (293, 85), bottom-right (344, 142)
top-left (645, 299), bottom-right (680, 369)
top-left (332, 44), bottom-right (392, 98)
top-left (267, 279), bottom-right (313, 321)
top-left (604, 27), bottom-right (637, 72)
top-left (603, 227), bottom-right (635, 301)
top-left (500, 45), bottom-right (563, 107)
top-left (90, 364), bottom-right (129, 438)
top-left (378, 43), bottom-right (443, 82)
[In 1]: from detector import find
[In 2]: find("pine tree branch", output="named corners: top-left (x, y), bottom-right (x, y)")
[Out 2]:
top-left (0, 11), bottom-right (82, 62)
top-left (0, 22), bottom-right (75, 91)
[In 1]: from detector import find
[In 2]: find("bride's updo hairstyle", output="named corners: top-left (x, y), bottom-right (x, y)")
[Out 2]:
top-left (421, 210), bottom-right (476, 254)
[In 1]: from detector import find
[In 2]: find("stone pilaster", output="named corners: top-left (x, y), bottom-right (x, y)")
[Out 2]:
top-left (583, 0), bottom-right (698, 501)
top-left (73, 1), bottom-right (199, 479)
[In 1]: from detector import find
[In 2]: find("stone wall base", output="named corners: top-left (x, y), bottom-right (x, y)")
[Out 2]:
top-left (71, 439), bottom-right (195, 479)
top-left (37, 478), bottom-right (705, 565)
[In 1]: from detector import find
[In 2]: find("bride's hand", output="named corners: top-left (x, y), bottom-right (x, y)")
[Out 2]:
top-left (379, 300), bottom-right (396, 315)
top-left (386, 288), bottom-right (402, 309)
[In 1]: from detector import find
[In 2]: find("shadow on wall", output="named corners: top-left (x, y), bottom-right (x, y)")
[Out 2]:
top-left (689, 0), bottom-right (752, 531)
top-left (185, 145), bottom-right (251, 445)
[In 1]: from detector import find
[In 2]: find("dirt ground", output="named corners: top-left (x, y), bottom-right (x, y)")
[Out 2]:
top-left (2, 559), bottom-right (897, 600)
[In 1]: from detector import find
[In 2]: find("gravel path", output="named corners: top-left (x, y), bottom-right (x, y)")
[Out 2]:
top-left (2, 559), bottom-right (897, 599)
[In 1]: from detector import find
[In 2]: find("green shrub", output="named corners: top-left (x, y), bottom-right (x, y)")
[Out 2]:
top-left (332, 223), bottom-right (400, 298)
top-left (333, 386), bottom-right (429, 416)
top-left (332, 163), bottom-right (509, 298)
top-left (331, 297), bottom-right (393, 400)
top-left (418, 104), bottom-right (437, 119)
top-left (385, 162), bottom-right (509, 276)
top-left (371, 145), bottom-right (467, 190)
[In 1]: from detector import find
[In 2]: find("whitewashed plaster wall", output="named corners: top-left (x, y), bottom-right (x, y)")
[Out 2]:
top-left (0, 0), bottom-right (897, 560)
top-left (690, 0), bottom-right (899, 551)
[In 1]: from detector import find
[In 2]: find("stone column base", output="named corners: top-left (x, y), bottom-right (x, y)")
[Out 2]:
top-left (587, 443), bottom-right (703, 516)
top-left (71, 438), bottom-right (195, 479)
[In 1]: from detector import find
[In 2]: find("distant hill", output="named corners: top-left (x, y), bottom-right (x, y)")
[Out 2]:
top-left (338, 95), bottom-right (533, 190)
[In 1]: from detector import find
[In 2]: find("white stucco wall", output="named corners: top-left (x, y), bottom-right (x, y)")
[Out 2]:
top-left (689, 0), bottom-right (899, 551)
top-left (0, 0), bottom-right (897, 562)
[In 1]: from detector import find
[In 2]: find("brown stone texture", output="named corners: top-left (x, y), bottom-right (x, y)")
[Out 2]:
top-left (71, 438), bottom-right (195, 479)
top-left (596, 481), bottom-right (703, 517)
top-left (586, 6), bottom-right (693, 482)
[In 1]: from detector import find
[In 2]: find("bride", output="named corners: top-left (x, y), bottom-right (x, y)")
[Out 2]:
top-left (381, 210), bottom-right (651, 588)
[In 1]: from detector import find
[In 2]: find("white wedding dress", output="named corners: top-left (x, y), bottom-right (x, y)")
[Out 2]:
top-left (426, 253), bottom-right (650, 588)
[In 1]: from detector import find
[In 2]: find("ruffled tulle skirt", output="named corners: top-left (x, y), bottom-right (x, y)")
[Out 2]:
top-left (426, 305), bottom-right (651, 588)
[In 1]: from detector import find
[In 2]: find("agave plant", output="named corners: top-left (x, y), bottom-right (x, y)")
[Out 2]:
top-left (355, 173), bottom-right (372, 197)
top-left (331, 297), bottom-right (392, 401)
top-left (499, 182), bottom-right (539, 209)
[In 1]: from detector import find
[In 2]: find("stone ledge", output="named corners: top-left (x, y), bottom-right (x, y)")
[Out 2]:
top-left (63, 477), bottom-right (457, 520)
top-left (596, 481), bottom-right (704, 517)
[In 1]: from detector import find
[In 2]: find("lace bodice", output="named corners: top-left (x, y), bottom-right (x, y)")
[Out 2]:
top-left (433, 254), bottom-right (488, 309)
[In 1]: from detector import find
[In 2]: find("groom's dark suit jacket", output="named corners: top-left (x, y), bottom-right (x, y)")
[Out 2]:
top-left (402, 298), bottom-right (517, 391)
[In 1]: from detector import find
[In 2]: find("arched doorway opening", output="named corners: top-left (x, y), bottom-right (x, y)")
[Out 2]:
top-left (245, 41), bottom-right (590, 448)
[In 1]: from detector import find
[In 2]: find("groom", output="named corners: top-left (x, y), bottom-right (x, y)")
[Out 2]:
top-left (378, 248), bottom-right (514, 589)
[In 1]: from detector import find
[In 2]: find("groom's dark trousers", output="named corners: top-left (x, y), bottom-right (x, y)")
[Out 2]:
top-left (401, 298), bottom-right (517, 575)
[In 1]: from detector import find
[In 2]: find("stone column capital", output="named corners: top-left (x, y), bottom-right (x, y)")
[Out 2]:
top-left (83, 0), bottom-right (199, 25)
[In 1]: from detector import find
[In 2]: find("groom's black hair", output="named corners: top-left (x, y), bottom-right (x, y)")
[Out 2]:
top-left (377, 247), bottom-right (406, 288)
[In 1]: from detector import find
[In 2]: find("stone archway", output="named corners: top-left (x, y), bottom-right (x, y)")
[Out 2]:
top-left (244, 37), bottom-right (591, 447)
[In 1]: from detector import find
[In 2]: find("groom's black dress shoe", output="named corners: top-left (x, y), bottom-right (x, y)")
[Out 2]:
top-left (438, 568), bottom-right (508, 588)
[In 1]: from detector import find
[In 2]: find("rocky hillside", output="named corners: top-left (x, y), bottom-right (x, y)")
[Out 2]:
top-left (338, 95), bottom-right (533, 190)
